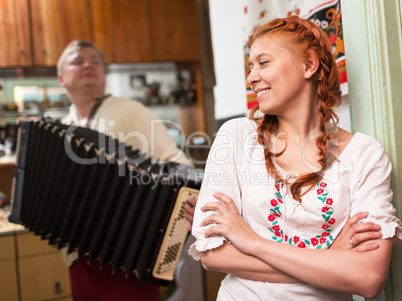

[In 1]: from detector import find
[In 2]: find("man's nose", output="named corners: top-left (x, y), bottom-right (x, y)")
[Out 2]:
top-left (83, 61), bottom-right (92, 68)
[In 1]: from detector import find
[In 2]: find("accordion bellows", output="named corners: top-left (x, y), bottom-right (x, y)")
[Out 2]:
top-left (9, 120), bottom-right (200, 286)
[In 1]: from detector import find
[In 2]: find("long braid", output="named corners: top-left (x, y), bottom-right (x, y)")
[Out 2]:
top-left (248, 16), bottom-right (341, 202)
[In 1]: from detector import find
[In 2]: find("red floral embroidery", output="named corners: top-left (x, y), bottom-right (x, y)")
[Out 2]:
top-left (270, 199), bottom-right (278, 207)
top-left (311, 238), bottom-right (319, 246)
top-left (297, 242), bottom-right (306, 248)
top-left (272, 225), bottom-right (280, 231)
top-left (268, 214), bottom-right (275, 222)
top-left (321, 206), bottom-right (330, 213)
top-left (267, 180), bottom-right (336, 249)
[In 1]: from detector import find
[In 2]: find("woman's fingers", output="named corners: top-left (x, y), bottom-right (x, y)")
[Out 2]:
top-left (343, 212), bottom-right (369, 232)
top-left (201, 201), bottom-right (226, 214)
top-left (331, 212), bottom-right (382, 251)
top-left (212, 192), bottom-right (238, 209)
top-left (201, 193), bottom-right (238, 214)
top-left (350, 223), bottom-right (382, 248)
top-left (352, 242), bottom-right (379, 252)
top-left (201, 212), bottom-right (222, 226)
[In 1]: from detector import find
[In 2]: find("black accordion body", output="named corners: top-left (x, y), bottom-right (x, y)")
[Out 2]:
top-left (9, 120), bottom-right (201, 286)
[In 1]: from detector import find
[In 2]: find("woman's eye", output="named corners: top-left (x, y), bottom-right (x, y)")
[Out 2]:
top-left (259, 61), bottom-right (269, 67)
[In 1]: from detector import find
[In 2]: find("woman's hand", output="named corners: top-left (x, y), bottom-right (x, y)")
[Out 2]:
top-left (330, 212), bottom-right (382, 252)
top-left (200, 192), bottom-right (261, 255)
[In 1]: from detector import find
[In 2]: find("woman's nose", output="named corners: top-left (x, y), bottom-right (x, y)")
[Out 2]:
top-left (247, 69), bottom-right (260, 86)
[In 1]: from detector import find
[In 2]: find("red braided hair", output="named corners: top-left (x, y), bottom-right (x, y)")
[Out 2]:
top-left (248, 15), bottom-right (341, 202)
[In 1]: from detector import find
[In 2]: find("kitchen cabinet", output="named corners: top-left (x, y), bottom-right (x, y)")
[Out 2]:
top-left (148, 0), bottom-right (201, 62)
top-left (0, 235), bottom-right (19, 301)
top-left (0, 0), bottom-right (201, 66)
top-left (17, 232), bottom-right (72, 301)
top-left (29, 0), bottom-right (93, 66)
top-left (91, 0), bottom-right (152, 63)
top-left (0, 0), bottom-right (32, 67)
top-left (91, 0), bottom-right (201, 63)
top-left (0, 231), bottom-right (71, 301)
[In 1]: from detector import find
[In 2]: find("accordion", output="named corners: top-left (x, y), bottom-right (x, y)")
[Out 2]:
top-left (9, 120), bottom-right (201, 286)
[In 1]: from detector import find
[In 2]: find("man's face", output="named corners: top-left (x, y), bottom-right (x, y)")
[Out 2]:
top-left (58, 47), bottom-right (106, 95)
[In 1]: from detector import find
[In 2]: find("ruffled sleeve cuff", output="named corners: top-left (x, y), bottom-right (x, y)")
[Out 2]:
top-left (188, 231), bottom-right (228, 261)
top-left (364, 216), bottom-right (402, 241)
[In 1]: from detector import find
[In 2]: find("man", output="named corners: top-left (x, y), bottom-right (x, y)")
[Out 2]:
top-left (58, 40), bottom-right (195, 300)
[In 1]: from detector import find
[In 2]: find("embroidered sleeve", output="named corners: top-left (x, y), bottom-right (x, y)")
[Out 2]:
top-left (350, 136), bottom-right (402, 240)
top-left (188, 119), bottom-right (243, 260)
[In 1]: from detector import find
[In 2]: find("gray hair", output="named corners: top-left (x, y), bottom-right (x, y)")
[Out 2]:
top-left (57, 40), bottom-right (106, 76)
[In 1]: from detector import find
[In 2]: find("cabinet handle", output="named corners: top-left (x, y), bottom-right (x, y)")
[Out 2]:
top-left (54, 281), bottom-right (62, 294)
top-left (18, 47), bottom-right (24, 54)
top-left (41, 47), bottom-right (47, 54)
top-left (139, 44), bottom-right (147, 51)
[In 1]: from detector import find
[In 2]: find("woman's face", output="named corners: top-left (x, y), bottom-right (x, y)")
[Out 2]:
top-left (247, 35), bottom-right (310, 117)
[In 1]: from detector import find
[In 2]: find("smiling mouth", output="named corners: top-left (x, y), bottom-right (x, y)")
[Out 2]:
top-left (256, 88), bottom-right (270, 97)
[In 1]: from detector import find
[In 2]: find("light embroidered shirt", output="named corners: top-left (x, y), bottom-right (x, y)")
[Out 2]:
top-left (189, 117), bottom-right (402, 301)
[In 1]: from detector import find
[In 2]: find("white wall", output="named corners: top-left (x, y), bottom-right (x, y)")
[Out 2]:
top-left (209, 0), bottom-right (248, 120)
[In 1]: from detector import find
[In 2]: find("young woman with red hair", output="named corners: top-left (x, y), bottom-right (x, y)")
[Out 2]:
top-left (189, 15), bottom-right (402, 300)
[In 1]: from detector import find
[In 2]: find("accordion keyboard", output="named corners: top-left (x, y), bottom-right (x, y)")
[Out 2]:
top-left (153, 187), bottom-right (199, 281)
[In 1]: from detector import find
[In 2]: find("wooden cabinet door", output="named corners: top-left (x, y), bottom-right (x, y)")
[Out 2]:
top-left (0, 0), bottom-right (32, 67)
top-left (0, 261), bottom-right (19, 301)
top-left (148, 0), bottom-right (201, 62)
top-left (19, 252), bottom-right (71, 301)
top-left (0, 235), bottom-right (18, 301)
top-left (30, 0), bottom-right (93, 66)
top-left (91, 0), bottom-right (152, 63)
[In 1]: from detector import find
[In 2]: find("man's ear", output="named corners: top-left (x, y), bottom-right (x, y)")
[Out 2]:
top-left (303, 50), bottom-right (319, 79)
top-left (58, 74), bottom-right (66, 87)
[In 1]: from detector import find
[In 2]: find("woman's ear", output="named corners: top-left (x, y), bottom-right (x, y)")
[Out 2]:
top-left (303, 51), bottom-right (319, 79)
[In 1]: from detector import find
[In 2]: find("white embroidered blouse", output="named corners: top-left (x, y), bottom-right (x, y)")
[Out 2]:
top-left (189, 117), bottom-right (402, 301)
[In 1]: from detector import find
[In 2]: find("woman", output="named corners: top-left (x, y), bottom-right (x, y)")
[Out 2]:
top-left (189, 15), bottom-right (402, 300)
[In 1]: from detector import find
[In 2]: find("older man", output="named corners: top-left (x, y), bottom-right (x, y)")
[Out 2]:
top-left (58, 40), bottom-right (194, 301)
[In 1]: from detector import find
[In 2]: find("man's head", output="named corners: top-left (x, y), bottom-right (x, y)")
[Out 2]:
top-left (57, 40), bottom-right (106, 96)
top-left (57, 40), bottom-right (106, 76)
